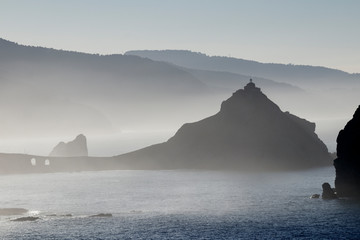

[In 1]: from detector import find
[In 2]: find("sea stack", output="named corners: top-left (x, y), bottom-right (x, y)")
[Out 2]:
top-left (334, 106), bottom-right (360, 197)
top-left (117, 80), bottom-right (331, 171)
top-left (49, 134), bottom-right (88, 157)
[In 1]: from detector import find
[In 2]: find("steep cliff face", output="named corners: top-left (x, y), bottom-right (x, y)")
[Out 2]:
top-left (334, 106), bottom-right (360, 197)
top-left (49, 134), bottom-right (88, 157)
top-left (118, 80), bottom-right (331, 171)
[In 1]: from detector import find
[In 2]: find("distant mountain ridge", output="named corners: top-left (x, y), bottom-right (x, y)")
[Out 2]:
top-left (125, 50), bottom-right (359, 87)
top-left (0, 38), bottom-right (304, 138)
top-left (0, 38), bottom-right (210, 137)
top-left (1, 38), bottom-right (359, 155)
top-left (179, 67), bottom-right (303, 93)
top-left (125, 50), bottom-right (360, 142)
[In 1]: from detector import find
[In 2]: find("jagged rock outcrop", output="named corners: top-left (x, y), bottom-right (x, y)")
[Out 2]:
top-left (322, 182), bottom-right (337, 199)
top-left (117, 80), bottom-right (331, 171)
top-left (334, 106), bottom-right (360, 197)
top-left (49, 134), bottom-right (88, 157)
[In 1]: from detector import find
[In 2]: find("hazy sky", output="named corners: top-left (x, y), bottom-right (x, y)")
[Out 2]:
top-left (1, 0), bottom-right (359, 73)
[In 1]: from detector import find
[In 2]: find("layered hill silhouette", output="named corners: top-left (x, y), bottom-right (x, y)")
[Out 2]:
top-left (125, 50), bottom-right (360, 88)
top-left (126, 50), bottom-right (360, 149)
top-left (0, 38), bottom-right (300, 139)
top-left (2, 38), bottom-right (359, 155)
top-left (116, 80), bottom-right (331, 171)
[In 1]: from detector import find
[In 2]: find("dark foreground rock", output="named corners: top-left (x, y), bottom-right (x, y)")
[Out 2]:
top-left (117, 80), bottom-right (331, 171)
top-left (0, 208), bottom-right (28, 215)
top-left (334, 105), bottom-right (360, 197)
top-left (11, 216), bottom-right (40, 222)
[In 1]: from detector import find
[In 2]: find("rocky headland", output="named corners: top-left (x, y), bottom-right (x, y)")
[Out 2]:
top-left (334, 105), bottom-right (360, 197)
top-left (117, 80), bottom-right (331, 171)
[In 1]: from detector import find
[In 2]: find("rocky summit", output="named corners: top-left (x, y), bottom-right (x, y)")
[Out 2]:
top-left (334, 106), bottom-right (360, 197)
top-left (49, 134), bottom-right (88, 157)
top-left (117, 80), bottom-right (331, 171)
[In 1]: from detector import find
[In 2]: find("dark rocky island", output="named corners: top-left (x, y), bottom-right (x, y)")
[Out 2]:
top-left (49, 134), bottom-right (88, 157)
top-left (117, 80), bottom-right (331, 171)
top-left (334, 105), bottom-right (360, 197)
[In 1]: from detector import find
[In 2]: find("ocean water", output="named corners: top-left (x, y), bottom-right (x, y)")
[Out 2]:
top-left (1, 167), bottom-right (360, 239)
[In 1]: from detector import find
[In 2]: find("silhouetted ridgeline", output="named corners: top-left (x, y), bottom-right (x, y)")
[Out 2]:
top-left (116, 81), bottom-right (331, 171)
top-left (177, 67), bottom-right (303, 94)
top-left (125, 50), bottom-right (359, 87)
top-left (3, 37), bottom-right (358, 144)
top-left (1, 37), bottom-right (305, 139)
top-left (0, 38), bottom-right (209, 137)
top-left (125, 50), bottom-right (360, 132)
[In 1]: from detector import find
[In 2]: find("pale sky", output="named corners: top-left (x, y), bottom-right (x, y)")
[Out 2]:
top-left (1, 0), bottom-right (359, 73)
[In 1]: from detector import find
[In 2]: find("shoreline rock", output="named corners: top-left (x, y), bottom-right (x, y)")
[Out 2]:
top-left (334, 105), bottom-right (360, 197)
top-left (322, 182), bottom-right (337, 199)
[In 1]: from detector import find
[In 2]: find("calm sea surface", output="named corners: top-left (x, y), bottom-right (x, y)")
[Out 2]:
top-left (1, 167), bottom-right (360, 239)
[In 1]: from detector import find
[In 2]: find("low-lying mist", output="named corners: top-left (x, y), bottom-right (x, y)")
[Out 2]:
top-left (1, 39), bottom-right (359, 158)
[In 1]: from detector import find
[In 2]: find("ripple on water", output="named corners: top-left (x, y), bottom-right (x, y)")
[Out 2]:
top-left (0, 168), bottom-right (360, 239)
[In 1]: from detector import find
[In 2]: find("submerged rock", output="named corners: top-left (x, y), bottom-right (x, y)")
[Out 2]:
top-left (334, 105), bottom-right (360, 197)
top-left (0, 208), bottom-right (28, 216)
top-left (11, 216), bottom-right (40, 222)
top-left (46, 214), bottom-right (57, 217)
top-left (130, 210), bottom-right (143, 214)
top-left (89, 213), bottom-right (112, 218)
top-left (322, 182), bottom-right (337, 199)
top-left (46, 213), bottom-right (72, 217)
top-left (310, 194), bottom-right (320, 199)
top-left (49, 134), bottom-right (88, 157)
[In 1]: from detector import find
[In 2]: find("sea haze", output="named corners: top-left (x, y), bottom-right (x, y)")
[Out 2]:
top-left (2, 1), bottom-right (360, 239)
top-left (1, 167), bottom-right (360, 239)
top-left (1, 39), bottom-right (359, 155)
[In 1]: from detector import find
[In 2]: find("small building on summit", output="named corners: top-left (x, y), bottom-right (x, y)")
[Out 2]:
top-left (244, 79), bottom-right (261, 92)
